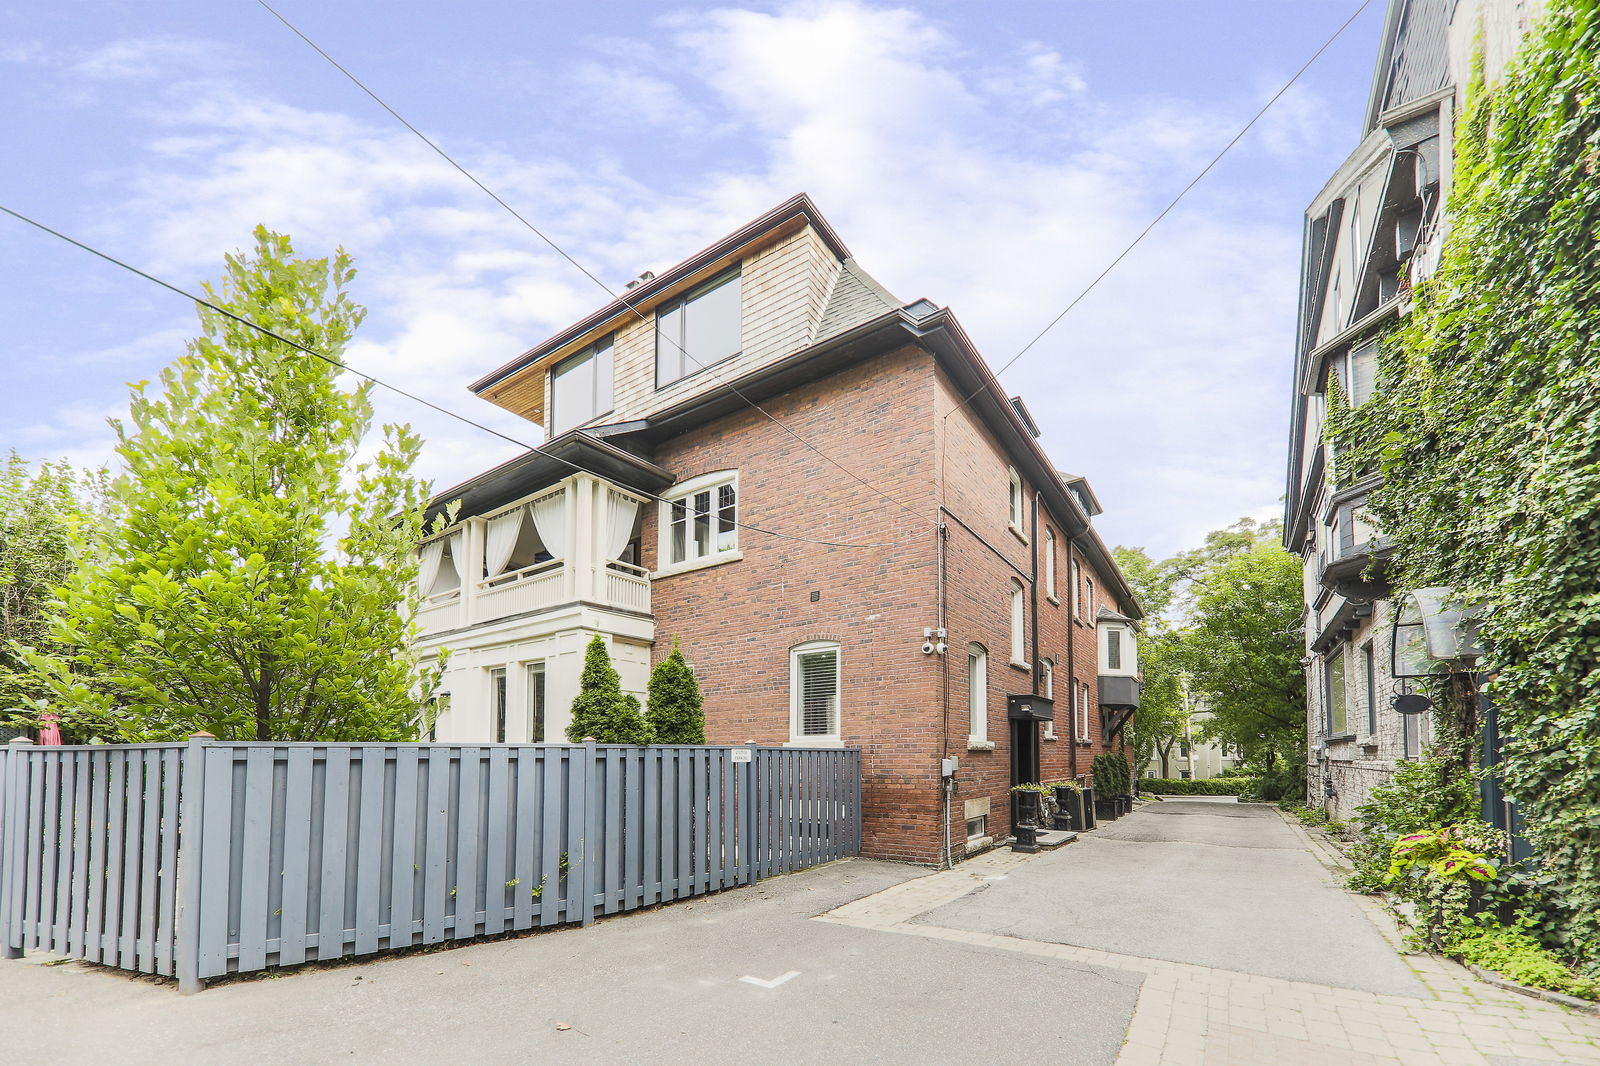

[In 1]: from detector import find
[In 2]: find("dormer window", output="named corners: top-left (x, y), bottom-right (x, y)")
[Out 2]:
top-left (550, 337), bottom-right (614, 435)
top-left (656, 269), bottom-right (742, 388)
top-left (1098, 616), bottom-right (1138, 676)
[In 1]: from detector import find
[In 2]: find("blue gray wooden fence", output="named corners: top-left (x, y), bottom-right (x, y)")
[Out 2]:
top-left (0, 739), bottom-right (860, 992)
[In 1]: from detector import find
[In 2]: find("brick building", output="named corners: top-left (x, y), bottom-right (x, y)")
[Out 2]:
top-left (415, 195), bottom-right (1141, 864)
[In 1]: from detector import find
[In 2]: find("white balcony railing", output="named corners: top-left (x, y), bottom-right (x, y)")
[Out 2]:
top-left (605, 560), bottom-right (650, 613)
top-left (478, 560), bottom-right (566, 622)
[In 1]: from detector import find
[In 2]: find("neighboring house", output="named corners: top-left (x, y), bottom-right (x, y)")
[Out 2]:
top-left (1142, 708), bottom-right (1241, 781)
top-left (414, 194), bottom-right (1141, 864)
top-left (1283, 0), bottom-right (1540, 819)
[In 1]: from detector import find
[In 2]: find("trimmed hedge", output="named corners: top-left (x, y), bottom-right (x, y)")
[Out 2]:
top-left (1140, 777), bottom-right (1258, 796)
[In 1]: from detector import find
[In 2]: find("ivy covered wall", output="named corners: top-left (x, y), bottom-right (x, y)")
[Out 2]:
top-left (1330, 0), bottom-right (1600, 967)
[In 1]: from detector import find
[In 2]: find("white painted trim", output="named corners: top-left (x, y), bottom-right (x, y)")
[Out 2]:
top-left (651, 550), bottom-right (743, 580)
top-left (657, 469), bottom-right (740, 572)
top-left (789, 639), bottom-right (841, 745)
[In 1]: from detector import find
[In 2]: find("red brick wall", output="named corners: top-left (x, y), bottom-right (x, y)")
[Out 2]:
top-left (644, 344), bottom-right (1133, 864)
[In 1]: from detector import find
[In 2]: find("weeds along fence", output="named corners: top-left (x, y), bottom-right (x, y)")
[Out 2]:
top-left (0, 739), bottom-right (861, 992)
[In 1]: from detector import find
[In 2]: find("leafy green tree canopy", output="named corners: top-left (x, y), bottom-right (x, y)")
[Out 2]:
top-left (25, 227), bottom-right (438, 742)
top-left (646, 637), bottom-right (705, 744)
top-left (0, 454), bottom-right (105, 717)
top-left (566, 634), bottom-right (652, 744)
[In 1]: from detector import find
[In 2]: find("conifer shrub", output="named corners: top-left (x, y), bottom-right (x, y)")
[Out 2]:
top-left (645, 637), bottom-right (705, 744)
top-left (565, 634), bottom-right (651, 744)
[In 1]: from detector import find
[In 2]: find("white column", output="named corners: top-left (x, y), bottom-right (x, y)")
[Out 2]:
top-left (571, 474), bottom-right (596, 603)
top-left (461, 517), bottom-right (485, 626)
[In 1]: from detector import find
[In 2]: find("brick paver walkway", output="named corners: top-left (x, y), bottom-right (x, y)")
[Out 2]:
top-left (817, 812), bottom-right (1600, 1066)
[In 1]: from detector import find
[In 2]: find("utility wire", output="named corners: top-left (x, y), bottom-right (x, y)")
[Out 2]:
top-left (0, 203), bottom-right (918, 550)
top-left (255, 0), bottom-right (928, 524)
top-left (949, 0), bottom-right (1377, 417)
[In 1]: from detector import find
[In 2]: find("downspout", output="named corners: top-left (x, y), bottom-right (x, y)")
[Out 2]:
top-left (938, 515), bottom-right (952, 870)
top-left (1030, 493), bottom-right (1041, 700)
top-left (1066, 536), bottom-right (1083, 782)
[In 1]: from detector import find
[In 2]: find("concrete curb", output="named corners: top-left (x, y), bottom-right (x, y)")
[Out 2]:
top-left (1454, 958), bottom-right (1600, 1016)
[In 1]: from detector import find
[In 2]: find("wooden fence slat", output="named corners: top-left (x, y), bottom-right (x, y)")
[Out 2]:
top-left (84, 751), bottom-right (109, 965)
top-left (453, 748), bottom-right (481, 941)
top-left (236, 747), bottom-right (275, 972)
top-left (354, 746), bottom-right (386, 956)
top-left (136, 751), bottom-right (160, 972)
top-left (603, 750), bottom-right (621, 914)
top-left (116, 753), bottom-right (141, 968)
top-left (579, 743), bottom-right (599, 926)
top-left (389, 746), bottom-right (419, 950)
top-left (102, 752), bottom-right (128, 965)
top-left (196, 746), bottom-right (235, 979)
top-left (157, 749), bottom-right (180, 977)
top-left (642, 750), bottom-right (659, 906)
top-left (68, 751), bottom-right (91, 957)
top-left (484, 747), bottom-right (509, 935)
top-left (540, 749), bottom-right (563, 927)
top-left (22, 755), bottom-right (45, 952)
top-left (421, 747), bottom-right (449, 944)
top-left (511, 750), bottom-right (538, 931)
top-left (317, 747), bottom-right (350, 962)
top-left (277, 747), bottom-right (314, 967)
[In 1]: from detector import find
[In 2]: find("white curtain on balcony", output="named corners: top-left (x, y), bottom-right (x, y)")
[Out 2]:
top-left (484, 507), bottom-right (524, 577)
top-left (529, 490), bottom-right (567, 561)
top-left (417, 536), bottom-right (446, 595)
top-left (604, 490), bottom-right (639, 563)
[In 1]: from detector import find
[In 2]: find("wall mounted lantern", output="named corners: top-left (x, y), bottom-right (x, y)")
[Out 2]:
top-left (1390, 586), bottom-right (1483, 714)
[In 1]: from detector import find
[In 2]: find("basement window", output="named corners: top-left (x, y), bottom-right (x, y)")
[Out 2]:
top-left (966, 815), bottom-right (987, 841)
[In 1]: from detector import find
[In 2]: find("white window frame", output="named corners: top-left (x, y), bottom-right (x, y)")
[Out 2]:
top-left (525, 660), bottom-right (547, 743)
top-left (489, 666), bottom-right (508, 744)
top-left (656, 268), bottom-right (742, 388)
top-left (790, 640), bottom-right (841, 745)
top-left (1076, 680), bottom-right (1091, 742)
top-left (967, 643), bottom-right (990, 748)
top-left (965, 814), bottom-right (987, 842)
top-left (1070, 558), bottom-right (1082, 618)
top-left (1007, 467), bottom-right (1027, 541)
top-left (1085, 576), bottom-right (1094, 620)
top-left (1041, 659), bottom-right (1056, 740)
top-left (1009, 579), bottom-right (1027, 667)
top-left (548, 336), bottom-right (615, 435)
top-left (656, 469), bottom-right (741, 577)
top-left (1044, 526), bottom-right (1057, 602)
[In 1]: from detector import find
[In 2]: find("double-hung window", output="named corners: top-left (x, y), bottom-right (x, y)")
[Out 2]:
top-left (1044, 527), bottom-right (1057, 600)
top-left (1007, 468), bottom-right (1024, 530)
top-left (791, 641), bottom-right (840, 742)
top-left (526, 661), bottom-right (547, 743)
top-left (1361, 642), bottom-right (1377, 736)
top-left (967, 644), bottom-right (988, 746)
top-left (1326, 649), bottom-right (1349, 737)
top-left (656, 269), bottom-right (742, 387)
top-left (1070, 559), bottom-right (1082, 617)
top-left (1009, 580), bottom-right (1026, 666)
top-left (660, 472), bottom-right (738, 572)
top-left (549, 337), bottom-right (614, 435)
top-left (490, 667), bottom-right (508, 744)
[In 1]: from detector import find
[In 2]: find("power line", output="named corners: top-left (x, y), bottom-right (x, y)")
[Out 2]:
top-left (0, 203), bottom-right (921, 551)
top-left (254, 0), bottom-right (928, 526)
top-left (950, 0), bottom-right (1377, 417)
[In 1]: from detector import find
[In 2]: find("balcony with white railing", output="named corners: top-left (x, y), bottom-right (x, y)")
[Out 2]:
top-left (413, 475), bottom-right (653, 638)
top-left (477, 559), bottom-right (567, 623)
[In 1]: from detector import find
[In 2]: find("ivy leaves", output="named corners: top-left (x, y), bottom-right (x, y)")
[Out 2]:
top-left (1329, 0), bottom-right (1600, 970)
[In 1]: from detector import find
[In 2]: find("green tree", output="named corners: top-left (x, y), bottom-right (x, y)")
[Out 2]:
top-left (1111, 545), bottom-right (1186, 778)
top-left (566, 634), bottom-right (652, 744)
top-left (24, 227), bottom-right (439, 742)
top-left (645, 637), bottom-right (705, 744)
top-left (0, 454), bottom-right (105, 718)
top-left (1179, 539), bottom-right (1305, 771)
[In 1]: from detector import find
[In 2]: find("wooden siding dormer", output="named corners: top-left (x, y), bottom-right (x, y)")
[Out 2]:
top-left (472, 195), bottom-right (851, 432)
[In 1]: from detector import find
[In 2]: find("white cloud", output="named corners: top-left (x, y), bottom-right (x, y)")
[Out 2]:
top-left (45, 0), bottom-right (1309, 556)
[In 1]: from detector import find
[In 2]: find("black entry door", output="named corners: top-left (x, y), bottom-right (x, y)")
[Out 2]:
top-left (1009, 718), bottom-right (1040, 827)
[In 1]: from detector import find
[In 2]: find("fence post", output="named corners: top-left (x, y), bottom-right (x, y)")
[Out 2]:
top-left (174, 732), bottom-right (213, 994)
top-left (579, 741), bottom-right (598, 927)
top-left (1, 737), bottom-right (33, 960)
top-left (741, 745), bottom-right (757, 886)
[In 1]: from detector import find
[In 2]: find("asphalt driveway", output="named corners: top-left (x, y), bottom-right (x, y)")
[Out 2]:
top-left (916, 796), bottom-right (1424, 995)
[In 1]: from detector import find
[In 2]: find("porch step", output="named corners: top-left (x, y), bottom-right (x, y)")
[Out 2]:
top-left (1035, 829), bottom-right (1079, 849)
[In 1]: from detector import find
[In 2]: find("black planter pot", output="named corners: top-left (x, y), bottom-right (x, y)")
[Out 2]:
top-left (1118, 795), bottom-right (1134, 815)
top-left (1052, 786), bottom-right (1084, 831)
top-left (1093, 797), bottom-right (1120, 821)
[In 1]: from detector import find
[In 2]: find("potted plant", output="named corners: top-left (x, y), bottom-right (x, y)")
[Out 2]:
top-left (1091, 754), bottom-right (1124, 820)
top-left (1050, 780), bottom-right (1085, 830)
top-left (1009, 782), bottom-right (1051, 852)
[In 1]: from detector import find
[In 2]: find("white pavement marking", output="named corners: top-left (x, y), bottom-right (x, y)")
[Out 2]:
top-left (739, 970), bottom-right (800, 989)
